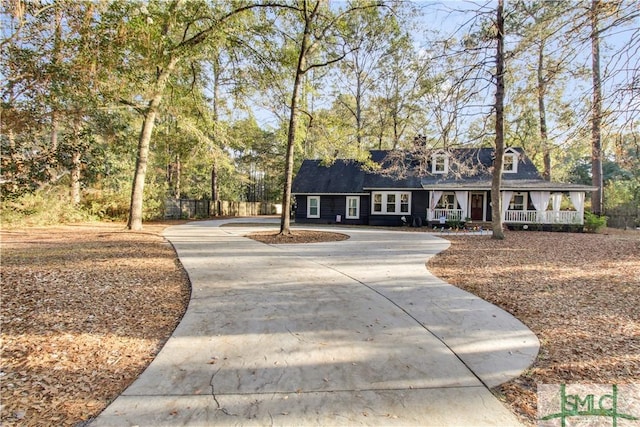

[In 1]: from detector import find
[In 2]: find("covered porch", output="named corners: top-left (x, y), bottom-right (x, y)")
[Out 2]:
top-left (503, 209), bottom-right (582, 224)
top-left (427, 189), bottom-right (589, 226)
top-left (427, 190), bottom-right (487, 224)
top-left (501, 190), bottom-right (585, 225)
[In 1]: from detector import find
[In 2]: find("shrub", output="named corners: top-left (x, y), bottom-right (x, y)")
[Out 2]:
top-left (584, 211), bottom-right (607, 233)
top-left (0, 189), bottom-right (95, 227)
top-left (81, 190), bottom-right (130, 220)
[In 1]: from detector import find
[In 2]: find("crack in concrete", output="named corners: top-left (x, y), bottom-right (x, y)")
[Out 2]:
top-left (210, 368), bottom-right (237, 416)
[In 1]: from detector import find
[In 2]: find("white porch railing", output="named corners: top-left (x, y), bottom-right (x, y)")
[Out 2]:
top-left (504, 210), bottom-right (582, 225)
top-left (427, 209), bottom-right (583, 224)
top-left (428, 209), bottom-right (464, 222)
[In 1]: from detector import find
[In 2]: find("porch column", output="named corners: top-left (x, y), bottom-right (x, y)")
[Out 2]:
top-left (530, 191), bottom-right (550, 223)
top-left (551, 193), bottom-right (563, 223)
top-left (569, 192), bottom-right (585, 225)
top-left (455, 191), bottom-right (469, 221)
top-left (501, 191), bottom-right (513, 221)
top-left (428, 191), bottom-right (443, 221)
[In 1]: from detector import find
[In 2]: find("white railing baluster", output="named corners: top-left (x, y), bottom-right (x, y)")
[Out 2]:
top-left (503, 210), bottom-right (580, 224)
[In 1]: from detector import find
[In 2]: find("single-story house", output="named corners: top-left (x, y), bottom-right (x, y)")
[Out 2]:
top-left (291, 147), bottom-right (597, 228)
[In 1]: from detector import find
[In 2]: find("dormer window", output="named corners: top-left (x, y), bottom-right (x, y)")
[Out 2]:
top-left (503, 155), bottom-right (515, 172)
top-left (432, 152), bottom-right (449, 174)
top-left (503, 148), bottom-right (519, 174)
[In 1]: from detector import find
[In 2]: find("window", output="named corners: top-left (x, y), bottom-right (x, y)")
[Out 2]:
top-left (307, 196), bottom-right (320, 218)
top-left (346, 196), bottom-right (360, 219)
top-left (400, 193), bottom-right (409, 212)
top-left (432, 153), bottom-right (449, 174)
top-left (436, 193), bottom-right (456, 210)
top-left (399, 194), bottom-right (410, 213)
top-left (371, 192), bottom-right (411, 214)
top-left (503, 155), bottom-right (514, 172)
top-left (386, 194), bottom-right (396, 212)
top-left (373, 193), bottom-right (383, 213)
top-left (509, 193), bottom-right (526, 210)
top-left (503, 150), bottom-right (518, 173)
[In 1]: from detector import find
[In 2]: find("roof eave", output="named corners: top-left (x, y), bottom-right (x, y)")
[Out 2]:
top-left (292, 192), bottom-right (369, 196)
top-left (421, 181), bottom-right (598, 192)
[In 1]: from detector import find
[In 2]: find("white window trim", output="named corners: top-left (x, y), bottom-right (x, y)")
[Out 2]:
top-left (371, 191), bottom-right (411, 215)
top-left (502, 149), bottom-right (519, 173)
top-left (436, 192), bottom-right (457, 210)
top-left (307, 196), bottom-right (320, 218)
top-left (346, 196), bottom-right (360, 219)
top-left (432, 153), bottom-right (449, 174)
top-left (509, 192), bottom-right (528, 210)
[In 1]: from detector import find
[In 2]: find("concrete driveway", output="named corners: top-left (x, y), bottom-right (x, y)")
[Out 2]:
top-left (91, 218), bottom-right (538, 426)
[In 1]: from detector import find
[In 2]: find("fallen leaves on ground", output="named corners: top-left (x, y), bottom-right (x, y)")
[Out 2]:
top-left (427, 229), bottom-right (640, 426)
top-left (248, 230), bottom-right (350, 244)
top-left (0, 222), bottom-right (190, 426)
top-left (2, 222), bottom-right (638, 426)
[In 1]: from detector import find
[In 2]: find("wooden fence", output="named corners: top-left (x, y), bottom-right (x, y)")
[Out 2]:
top-left (211, 200), bottom-right (281, 217)
top-left (165, 199), bottom-right (281, 219)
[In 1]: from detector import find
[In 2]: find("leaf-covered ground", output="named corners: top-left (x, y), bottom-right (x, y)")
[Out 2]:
top-left (0, 222), bottom-right (190, 426)
top-left (1, 223), bottom-right (638, 426)
top-left (248, 229), bottom-right (350, 244)
top-left (427, 229), bottom-right (640, 425)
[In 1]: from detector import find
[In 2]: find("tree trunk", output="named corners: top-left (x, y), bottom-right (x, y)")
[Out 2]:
top-left (491, 0), bottom-right (506, 240)
top-left (590, 0), bottom-right (604, 215)
top-left (280, 76), bottom-right (302, 235)
top-left (70, 117), bottom-right (81, 205)
top-left (70, 150), bottom-right (81, 205)
top-left (356, 69), bottom-right (363, 148)
top-left (175, 154), bottom-right (181, 199)
top-left (127, 108), bottom-right (158, 230)
top-left (537, 41), bottom-right (551, 181)
top-left (280, 6), bottom-right (315, 235)
top-left (48, 5), bottom-right (62, 179)
top-left (126, 57), bottom-right (180, 231)
top-left (211, 52), bottom-right (220, 214)
top-left (50, 112), bottom-right (59, 154)
top-left (211, 163), bottom-right (218, 215)
top-left (51, 4), bottom-right (61, 152)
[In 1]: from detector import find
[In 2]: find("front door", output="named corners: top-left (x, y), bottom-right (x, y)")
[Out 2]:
top-left (471, 193), bottom-right (484, 221)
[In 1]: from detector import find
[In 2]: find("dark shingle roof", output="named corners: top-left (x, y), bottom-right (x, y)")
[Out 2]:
top-left (292, 148), bottom-right (596, 193)
top-left (291, 159), bottom-right (366, 194)
top-left (363, 150), bottom-right (424, 189)
top-left (420, 147), bottom-right (542, 187)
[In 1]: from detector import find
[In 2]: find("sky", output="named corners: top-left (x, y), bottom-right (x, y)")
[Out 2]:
top-left (291, 1), bottom-right (637, 136)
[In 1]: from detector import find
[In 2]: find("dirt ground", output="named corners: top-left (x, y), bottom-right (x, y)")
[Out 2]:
top-left (1, 223), bottom-right (638, 426)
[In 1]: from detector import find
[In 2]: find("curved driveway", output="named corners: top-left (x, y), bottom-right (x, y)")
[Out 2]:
top-left (92, 218), bottom-right (538, 426)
